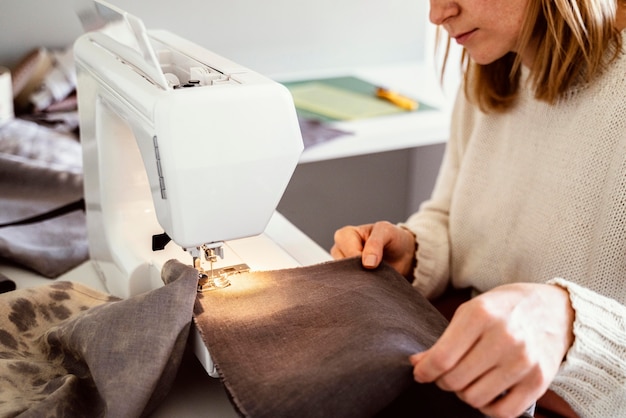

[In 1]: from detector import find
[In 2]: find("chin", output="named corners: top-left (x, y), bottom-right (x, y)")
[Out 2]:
top-left (467, 54), bottom-right (500, 66)
top-left (466, 47), bottom-right (512, 66)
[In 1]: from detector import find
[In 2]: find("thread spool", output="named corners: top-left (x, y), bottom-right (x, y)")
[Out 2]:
top-left (0, 67), bottom-right (14, 127)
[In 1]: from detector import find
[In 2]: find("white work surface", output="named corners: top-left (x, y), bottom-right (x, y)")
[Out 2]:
top-left (0, 212), bottom-right (332, 417)
top-left (280, 61), bottom-right (458, 165)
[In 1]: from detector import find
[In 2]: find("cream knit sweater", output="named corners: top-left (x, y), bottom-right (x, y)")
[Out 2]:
top-left (402, 49), bottom-right (626, 416)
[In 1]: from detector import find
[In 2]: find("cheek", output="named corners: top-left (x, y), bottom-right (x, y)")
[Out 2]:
top-left (502, 4), bottom-right (527, 38)
top-left (485, 17), bottom-right (525, 57)
top-left (489, 0), bottom-right (527, 37)
top-left (464, 32), bottom-right (516, 65)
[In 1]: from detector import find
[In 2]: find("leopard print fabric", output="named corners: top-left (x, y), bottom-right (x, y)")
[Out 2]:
top-left (0, 267), bottom-right (198, 418)
top-left (0, 281), bottom-right (116, 417)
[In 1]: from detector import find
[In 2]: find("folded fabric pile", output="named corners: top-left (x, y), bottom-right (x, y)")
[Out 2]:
top-left (0, 46), bottom-right (87, 277)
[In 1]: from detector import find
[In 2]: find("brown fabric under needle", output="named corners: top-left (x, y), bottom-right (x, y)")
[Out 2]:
top-left (180, 257), bottom-right (488, 418)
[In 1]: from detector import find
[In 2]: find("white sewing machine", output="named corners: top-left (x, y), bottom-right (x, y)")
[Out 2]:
top-left (73, 1), bottom-right (327, 378)
top-left (74, 0), bottom-right (304, 294)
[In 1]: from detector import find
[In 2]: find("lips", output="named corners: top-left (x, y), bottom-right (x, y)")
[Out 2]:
top-left (452, 29), bottom-right (477, 45)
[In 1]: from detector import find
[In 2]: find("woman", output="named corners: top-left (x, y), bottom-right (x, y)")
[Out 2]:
top-left (331, 0), bottom-right (626, 417)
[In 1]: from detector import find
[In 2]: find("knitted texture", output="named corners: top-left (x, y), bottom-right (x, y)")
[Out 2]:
top-left (402, 41), bottom-right (626, 417)
top-left (549, 278), bottom-right (626, 416)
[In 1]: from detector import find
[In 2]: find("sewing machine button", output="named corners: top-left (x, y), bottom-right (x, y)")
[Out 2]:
top-left (211, 78), bottom-right (233, 85)
top-left (164, 72), bottom-right (180, 88)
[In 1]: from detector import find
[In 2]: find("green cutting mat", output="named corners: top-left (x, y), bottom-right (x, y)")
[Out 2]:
top-left (282, 76), bottom-right (433, 122)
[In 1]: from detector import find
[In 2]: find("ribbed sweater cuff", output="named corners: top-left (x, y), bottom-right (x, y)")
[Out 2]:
top-left (397, 221), bottom-right (449, 299)
top-left (547, 278), bottom-right (626, 417)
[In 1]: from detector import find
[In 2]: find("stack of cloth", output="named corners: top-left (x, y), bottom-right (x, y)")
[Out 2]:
top-left (0, 46), bottom-right (87, 278)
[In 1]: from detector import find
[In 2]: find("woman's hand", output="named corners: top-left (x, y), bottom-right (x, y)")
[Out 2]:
top-left (410, 283), bottom-right (575, 418)
top-left (330, 221), bottom-right (416, 279)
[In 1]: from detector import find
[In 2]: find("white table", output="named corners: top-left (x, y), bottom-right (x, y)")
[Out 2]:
top-left (275, 61), bottom-right (457, 165)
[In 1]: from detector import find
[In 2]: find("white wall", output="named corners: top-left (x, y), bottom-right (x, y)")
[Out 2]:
top-left (0, 0), bottom-right (430, 76)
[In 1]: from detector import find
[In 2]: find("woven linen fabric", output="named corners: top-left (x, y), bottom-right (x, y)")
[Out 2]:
top-left (0, 265), bottom-right (197, 418)
top-left (185, 257), bottom-right (486, 418)
top-left (0, 118), bottom-right (87, 278)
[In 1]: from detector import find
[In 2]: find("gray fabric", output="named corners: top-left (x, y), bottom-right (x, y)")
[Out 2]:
top-left (0, 118), bottom-right (88, 277)
top-left (0, 265), bottom-right (197, 417)
top-left (297, 116), bottom-right (352, 149)
top-left (188, 257), bottom-right (486, 418)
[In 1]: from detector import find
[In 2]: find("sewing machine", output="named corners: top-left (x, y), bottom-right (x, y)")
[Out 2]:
top-left (74, 1), bottom-right (304, 303)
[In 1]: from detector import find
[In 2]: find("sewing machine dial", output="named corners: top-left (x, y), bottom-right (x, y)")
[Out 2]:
top-left (164, 67), bottom-right (236, 89)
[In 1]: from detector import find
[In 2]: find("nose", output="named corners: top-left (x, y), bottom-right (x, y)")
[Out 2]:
top-left (429, 0), bottom-right (460, 25)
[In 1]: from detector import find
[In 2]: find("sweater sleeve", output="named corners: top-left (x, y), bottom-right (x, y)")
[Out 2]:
top-left (548, 278), bottom-right (626, 417)
top-left (399, 88), bottom-right (474, 299)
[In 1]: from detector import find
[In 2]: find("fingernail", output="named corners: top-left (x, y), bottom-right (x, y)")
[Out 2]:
top-left (363, 254), bottom-right (377, 267)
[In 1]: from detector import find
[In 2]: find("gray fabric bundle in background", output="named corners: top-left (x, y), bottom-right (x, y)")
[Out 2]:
top-left (0, 118), bottom-right (88, 278)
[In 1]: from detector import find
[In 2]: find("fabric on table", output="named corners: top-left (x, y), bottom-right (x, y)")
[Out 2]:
top-left (185, 257), bottom-right (486, 418)
top-left (297, 116), bottom-right (352, 149)
top-left (0, 264), bottom-right (198, 417)
top-left (0, 118), bottom-right (87, 278)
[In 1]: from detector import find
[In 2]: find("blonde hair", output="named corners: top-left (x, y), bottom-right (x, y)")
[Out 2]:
top-left (441, 0), bottom-right (624, 112)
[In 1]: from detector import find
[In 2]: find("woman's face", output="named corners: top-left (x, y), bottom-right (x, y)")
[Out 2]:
top-left (429, 0), bottom-right (533, 65)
